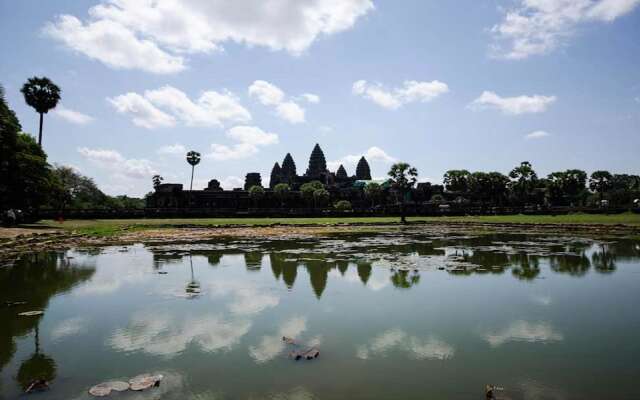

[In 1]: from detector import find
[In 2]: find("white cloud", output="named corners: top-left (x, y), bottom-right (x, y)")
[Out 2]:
top-left (276, 101), bottom-right (306, 124)
top-left (491, 0), bottom-right (640, 59)
top-left (44, 15), bottom-right (185, 74)
top-left (44, 0), bottom-right (373, 73)
top-left (525, 130), bottom-right (551, 139)
top-left (157, 143), bottom-right (187, 155)
top-left (352, 80), bottom-right (449, 110)
top-left (249, 80), bottom-right (308, 124)
top-left (53, 105), bottom-right (94, 124)
top-left (78, 147), bottom-right (157, 181)
top-left (108, 92), bottom-right (176, 129)
top-left (356, 328), bottom-right (455, 360)
top-left (208, 125), bottom-right (279, 161)
top-left (470, 91), bottom-right (556, 114)
top-left (110, 85), bottom-right (251, 129)
top-left (248, 80), bottom-right (285, 106)
top-left (327, 146), bottom-right (396, 172)
top-left (301, 93), bottom-right (320, 103)
top-left (483, 320), bottom-right (564, 347)
top-left (219, 176), bottom-right (244, 190)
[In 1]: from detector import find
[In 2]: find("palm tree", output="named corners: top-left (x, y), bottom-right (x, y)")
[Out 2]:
top-left (21, 77), bottom-right (61, 147)
top-left (186, 151), bottom-right (201, 205)
top-left (388, 162), bottom-right (418, 223)
top-left (152, 175), bottom-right (163, 189)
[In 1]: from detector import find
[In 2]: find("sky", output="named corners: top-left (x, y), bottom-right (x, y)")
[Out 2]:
top-left (1, 0), bottom-right (639, 196)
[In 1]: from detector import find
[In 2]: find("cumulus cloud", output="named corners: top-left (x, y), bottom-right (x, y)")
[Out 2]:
top-left (44, 14), bottom-right (185, 74)
top-left (108, 92), bottom-right (176, 129)
top-left (352, 80), bottom-right (449, 110)
top-left (483, 320), bottom-right (564, 347)
top-left (157, 143), bottom-right (187, 155)
top-left (78, 147), bottom-right (157, 186)
top-left (491, 0), bottom-right (640, 59)
top-left (249, 80), bottom-right (311, 124)
top-left (356, 328), bottom-right (455, 360)
top-left (301, 93), bottom-right (320, 103)
top-left (470, 91), bottom-right (556, 114)
top-left (109, 85), bottom-right (250, 129)
top-left (44, 0), bottom-right (373, 73)
top-left (53, 105), bottom-right (94, 124)
top-left (327, 146), bottom-right (396, 172)
top-left (208, 125), bottom-right (278, 161)
top-left (525, 130), bottom-right (551, 139)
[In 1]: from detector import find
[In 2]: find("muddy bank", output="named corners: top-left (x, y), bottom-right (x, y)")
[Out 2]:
top-left (0, 221), bottom-right (638, 262)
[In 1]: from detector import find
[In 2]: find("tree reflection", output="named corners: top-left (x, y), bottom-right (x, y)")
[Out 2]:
top-left (391, 270), bottom-right (420, 289)
top-left (510, 253), bottom-right (541, 281)
top-left (0, 252), bottom-right (94, 378)
top-left (185, 255), bottom-right (201, 296)
top-left (592, 244), bottom-right (616, 274)
top-left (16, 323), bottom-right (56, 391)
top-left (550, 253), bottom-right (591, 276)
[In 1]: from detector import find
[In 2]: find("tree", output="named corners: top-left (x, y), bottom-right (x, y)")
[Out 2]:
top-left (443, 170), bottom-right (471, 194)
top-left (20, 77), bottom-right (61, 147)
top-left (388, 162), bottom-right (418, 223)
top-left (589, 170), bottom-right (613, 201)
top-left (334, 200), bottom-right (352, 211)
top-left (300, 181), bottom-right (324, 207)
top-left (186, 151), bottom-right (201, 205)
top-left (313, 188), bottom-right (330, 208)
top-left (468, 172), bottom-right (491, 204)
top-left (509, 161), bottom-right (538, 205)
top-left (248, 185), bottom-right (265, 207)
top-left (273, 183), bottom-right (290, 207)
top-left (364, 182), bottom-right (382, 208)
top-left (152, 175), bottom-right (163, 189)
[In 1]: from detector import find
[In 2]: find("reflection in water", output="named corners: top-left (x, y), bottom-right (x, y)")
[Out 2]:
top-left (0, 252), bottom-right (94, 377)
top-left (108, 312), bottom-right (251, 357)
top-left (592, 243), bottom-right (617, 273)
top-left (16, 323), bottom-right (56, 391)
top-left (357, 328), bottom-right (454, 360)
top-left (185, 255), bottom-right (201, 297)
top-left (249, 316), bottom-right (309, 363)
top-left (483, 321), bottom-right (564, 347)
top-left (390, 270), bottom-right (420, 289)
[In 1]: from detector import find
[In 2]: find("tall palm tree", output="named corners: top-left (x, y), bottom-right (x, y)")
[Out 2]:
top-left (186, 151), bottom-right (201, 205)
top-left (21, 77), bottom-right (61, 147)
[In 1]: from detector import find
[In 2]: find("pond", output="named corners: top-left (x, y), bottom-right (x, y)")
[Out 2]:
top-left (1, 229), bottom-right (640, 399)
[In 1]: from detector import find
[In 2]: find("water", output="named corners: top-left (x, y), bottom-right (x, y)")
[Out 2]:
top-left (1, 228), bottom-right (640, 399)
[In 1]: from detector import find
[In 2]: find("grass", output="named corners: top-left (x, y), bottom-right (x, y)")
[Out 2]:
top-left (30, 212), bottom-right (640, 237)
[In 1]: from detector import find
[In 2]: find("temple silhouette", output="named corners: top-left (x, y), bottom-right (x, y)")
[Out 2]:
top-left (147, 143), bottom-right (386, 209)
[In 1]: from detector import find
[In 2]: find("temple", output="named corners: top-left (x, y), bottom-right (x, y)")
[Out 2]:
top-left (147, 143), bottom-right (384, 209)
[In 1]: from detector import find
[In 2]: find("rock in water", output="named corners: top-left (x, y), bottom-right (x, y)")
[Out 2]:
top-left (129, 374), bottom-right (163, 391)
top-left (88, 383), bottom-right (112, 397)
top-left (18, 310), bottom-right (44, 317)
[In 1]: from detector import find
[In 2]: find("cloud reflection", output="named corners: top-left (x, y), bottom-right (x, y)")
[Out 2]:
top-left (357, 328), bottom-right (454, 360)
top-left (249, 316), bottom-right (312, 363)
top-left (50, 317), bottom-right (88, 341)
top-left (108, 312), bottom-right (251, 357)
top-left (484, 321), bottom-right (563, 347)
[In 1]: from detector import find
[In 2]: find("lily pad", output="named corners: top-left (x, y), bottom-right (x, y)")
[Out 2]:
top-left (129, 374), bottom-right (163, 391)
top-left (18, 310), bottom-right (44, 317)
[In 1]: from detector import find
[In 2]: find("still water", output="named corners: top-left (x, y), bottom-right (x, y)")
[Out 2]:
top-left (1, 228), bottom-right (640, 399)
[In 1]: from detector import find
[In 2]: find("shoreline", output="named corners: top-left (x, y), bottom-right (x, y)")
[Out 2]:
top-left (1, 219), bottom-right (639, 262)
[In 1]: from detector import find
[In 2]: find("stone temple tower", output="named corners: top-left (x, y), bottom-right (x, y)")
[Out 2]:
top-left (356, 156), bottom-right (372, 180)
top-left (305, 143), bottom-right (327, 177)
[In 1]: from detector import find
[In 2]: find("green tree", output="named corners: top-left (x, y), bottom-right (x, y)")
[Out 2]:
top-left (443, 170), bottom-right (471, 193)
top-left (248, 185), bottom-right (265, 207)
top-left (0, 85), bottom-right (20, 210)
top-left (273, 183), bottom-right (290, 207)
top-left (589, 170), bottom-right (613, 201)
top-left (11, 133), bottom-right (54, 212)
top-left (364, 182), bottom-right (382, 207)
top-left (334, 200), bottom-right (352, 211)
top-left (388, 162), bottom-right (418, 223)
top-left (20, 77), bottom-right (61, 147)
top-left (509, 161), bottom-right (538, 205)
top-left (300, 180), bottom-right (324, 207)
top-left (313, 188), bottom-right (330, 208)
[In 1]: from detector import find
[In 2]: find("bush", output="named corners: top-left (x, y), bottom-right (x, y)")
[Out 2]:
top-left (334, 200), bottom-right (352, 211)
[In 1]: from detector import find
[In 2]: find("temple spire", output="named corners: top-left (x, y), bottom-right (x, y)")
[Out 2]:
top-left (270, 162), bottom-right (281, 188)
top-left (356, 156), bottom-right (371, 180)
top-left (305, 143), bottom-right (327, 177)
top-left (281, 153), bottom-right (297, 181)
top-left (336, 164), bottom-right (348, 180)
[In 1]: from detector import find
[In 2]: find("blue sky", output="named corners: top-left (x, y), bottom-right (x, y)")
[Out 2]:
top-left (1, 0), bottom-right (639, 196)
